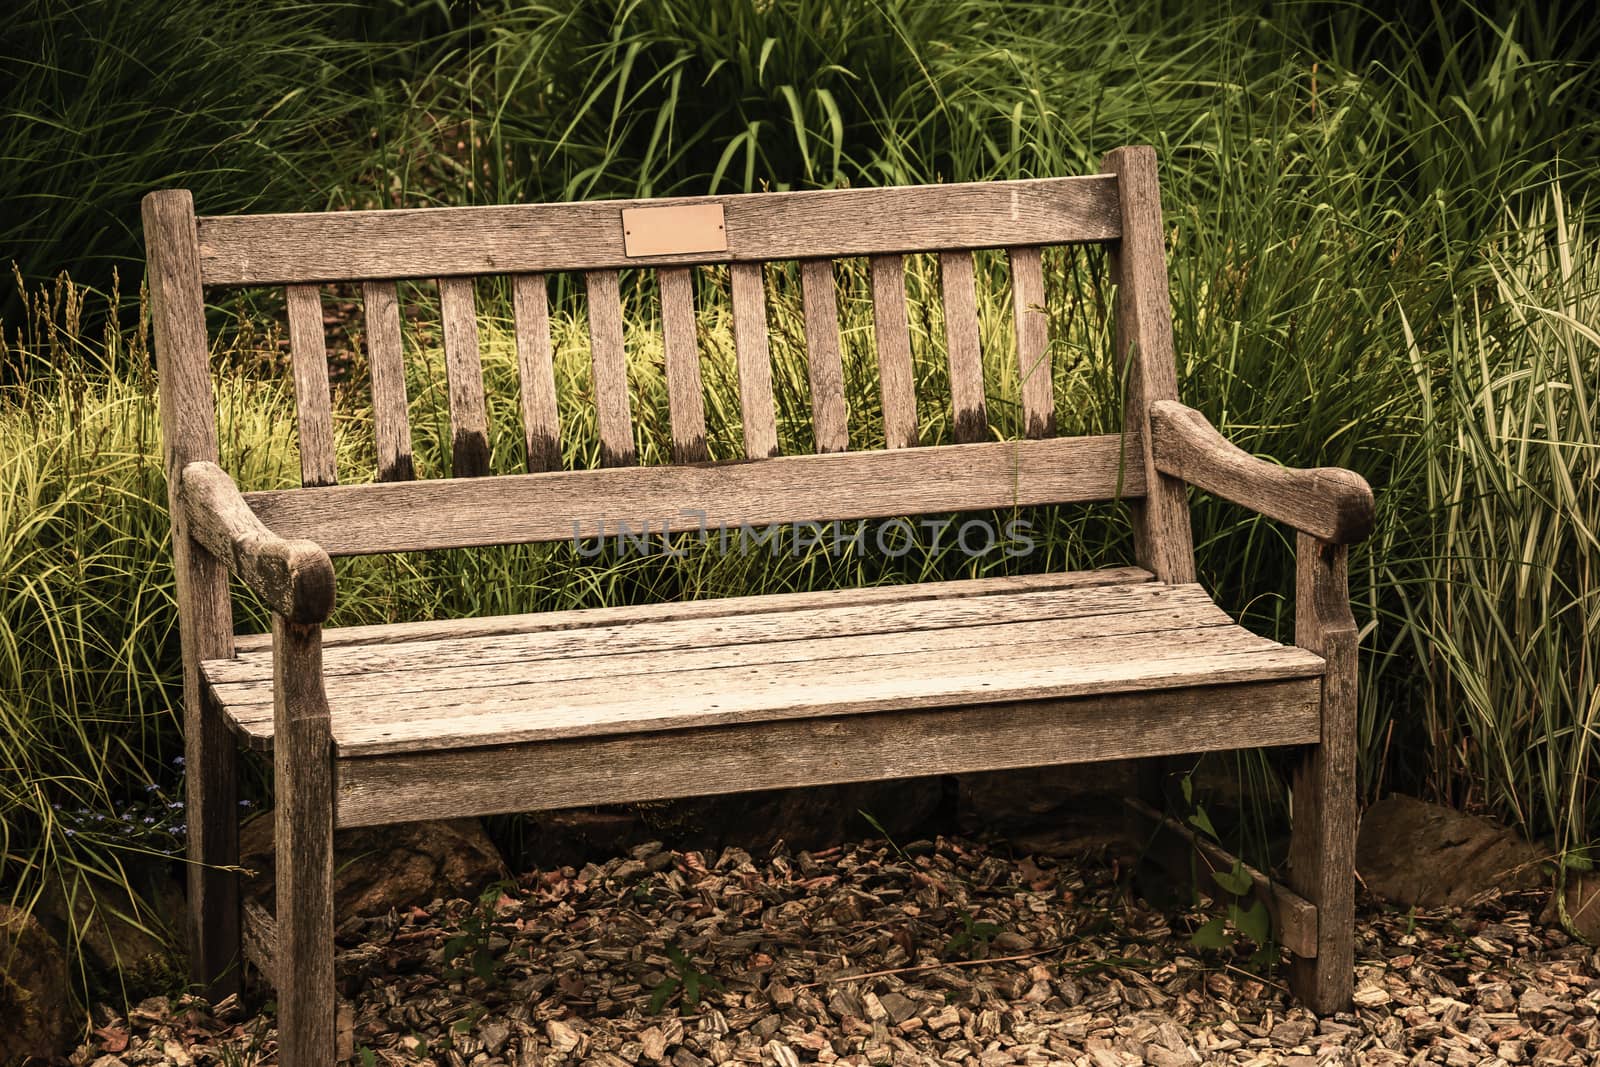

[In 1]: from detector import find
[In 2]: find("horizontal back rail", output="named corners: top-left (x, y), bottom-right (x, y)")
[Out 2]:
top-left (244, 434), bottom-right (1145, 556)
top-left (195, 176), bottom-right (1120, 285)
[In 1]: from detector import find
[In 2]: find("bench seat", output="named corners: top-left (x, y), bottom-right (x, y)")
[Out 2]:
top-left (203, 568), bottom-right (1325, 821)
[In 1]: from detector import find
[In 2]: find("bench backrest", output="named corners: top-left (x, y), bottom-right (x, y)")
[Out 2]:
top-left (143, 146), bottom-right (1197, 627)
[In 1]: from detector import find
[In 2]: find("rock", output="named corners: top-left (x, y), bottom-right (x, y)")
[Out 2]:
top-left (1356, 795), bottom-right (1546, 907)
top-left (1542, 869), bottom-right (1600, 943)
top-left (34, 873), bottom-right (185, 998)
top-left (239, 814), bottom-right (505, 921)
top-left (1, 903), bottom-right (76, 1062)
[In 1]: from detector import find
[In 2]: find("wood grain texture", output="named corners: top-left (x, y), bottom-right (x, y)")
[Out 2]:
top-left (334, 680), bottom-right (1321, 826)
top-left (729, 262), bottom-right (778, 459)
top-left (658, 266), bottom-right (709, 462)
top-left (141, 189), bottom-right (239, 999)
top-left (181, 462), bottom-right (335, 624)
top-left (240, 898), bottom-right (276, 985)
top-left (869, 254), bottom-right (918, 449)
top-left (211, 596), bottom-right (1324, 756)
top-left (800, 258), bottom-right (848, 453)
top-left (437, 276), bottom-right (490, 477)
top-left (213, 581), bottom-right (1211, 689)
top-left (1008, 246), bottom-right (1055, 438)
top-left (1150, 401), bottom-right (1375, 544)
top-left (229, 637), bottom-right (1322, 756)
top-left (232, 567), bottom-right (1153, 653)
top-left (360, 281), bottom-right (414, 481)
top-left (940, 250), bottom-right (987, 443)
top-left (272, 618), bottom-right (335, 1066)
top-left (218, 624), bottom-right (1304, 746)
top-left (1125, 798), bottom-right (1318, 959)
top-left (1288, 535), bottom-right (1358, 1013)
top-left (196, 176), bottom-right (1122, 284)
top-left (585, 270), bottom-right (636, 466)
top-left (512, 274), bottom-right (561, 472)
top-left (285, 284), bottom-right (337, 487)
top-left (1101, 146), bottom-right (1195, 583)
top-left (239, 433), bottom-right (1146, 556)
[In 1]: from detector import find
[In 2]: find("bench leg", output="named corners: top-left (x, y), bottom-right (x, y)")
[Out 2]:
top-left (273, 617), bottom-right (336, 1066)
top-left (1286, 536), bottom-right (1358, 1014)
top-left (187, 691), bottom-right (241, 1000)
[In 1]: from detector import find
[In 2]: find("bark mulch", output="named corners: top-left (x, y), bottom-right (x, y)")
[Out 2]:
top-left (73, 835), bottom-right (1598, 1066)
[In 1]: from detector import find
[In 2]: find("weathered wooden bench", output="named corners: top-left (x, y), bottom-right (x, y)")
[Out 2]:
top-left (143, 146), bottom-right (1371, 1064)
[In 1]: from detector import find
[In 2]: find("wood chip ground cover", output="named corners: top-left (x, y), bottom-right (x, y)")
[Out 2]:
top-left (72, 836), bottom-right (1599, 1065)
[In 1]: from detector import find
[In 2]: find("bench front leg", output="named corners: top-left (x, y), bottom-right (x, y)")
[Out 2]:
top-left (1286, 534), bottom-right (1358, 1013)
top-left (273, 615), bottom-right (336, 1065)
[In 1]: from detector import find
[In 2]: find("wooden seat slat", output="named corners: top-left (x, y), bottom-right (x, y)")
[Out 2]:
top-left (437, 277), bottom-right (490, 477)
top-left (939, 250), bottom-right (987, 443)
top-left (209, 580), bottom-right (1224, 687)
top-left (728, 262), bottom-right (779, 459)
top-left (231, 642), bottom-right (1322, 758)
top-left (285, 284), bottom-right (337, 486)
top-left (230, 566), bottom-right (1153, 653)
top-left (239, 433), bottom-right (1147, 556)
top-left (659, 266), bottom-right (709, 463)
top-left (584, 269), bottom-right (635, 466)
top-left (203, 581), bottom-right (1322, 756)
top-left (799, 258), bottom-right (848, 452)
top-left (869, 254), bottom-right (918, 449)
top-left (360, 281), bottom-right (414, 481)
top-left (211, 608), bottom-right (1247, 712)
top-left (1008, 246), bottom-right (1056, 438)
top-left (511, 273), bottom-right (561, 473)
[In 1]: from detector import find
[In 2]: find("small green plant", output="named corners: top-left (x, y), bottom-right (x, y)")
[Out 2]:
top-left (440, 883), bottom-right (511, 985)
top-left (647, 945), bottom-right (725, 1015)
top-left (857, 808), bottom-right (912, 864)
top-left (1178, 776), bottom-right (1275, 967)
top-left (941, 911), bottom-right (1003, 961)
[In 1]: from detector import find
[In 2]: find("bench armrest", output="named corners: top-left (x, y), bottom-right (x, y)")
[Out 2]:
top-left (1149, 401), bottom-right (1375, 545)
top-left (179, 462), bottom-right (336, 623)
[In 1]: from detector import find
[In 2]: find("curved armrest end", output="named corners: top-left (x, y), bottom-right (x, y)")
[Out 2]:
top-left (180, 461), bottom-right (336, 623)
top-left (1309, 468), bottom-right (1375, 546)
top-left (1150, 401), bottom-right (1375, 545)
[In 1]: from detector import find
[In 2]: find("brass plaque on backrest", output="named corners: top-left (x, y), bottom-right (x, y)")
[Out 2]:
top-left (621, 204), bottom-right (729, 257)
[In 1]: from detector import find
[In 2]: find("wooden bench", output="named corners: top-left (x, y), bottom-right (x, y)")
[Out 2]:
top-left (143, 146), bottom-right (1372, 1064)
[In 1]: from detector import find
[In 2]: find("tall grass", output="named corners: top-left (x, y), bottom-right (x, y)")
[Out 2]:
top-left (2, 0), bottom-right (1600, 982)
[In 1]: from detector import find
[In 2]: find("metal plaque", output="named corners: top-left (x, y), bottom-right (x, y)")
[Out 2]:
top-left (621, 204), bottom-right (728, 257)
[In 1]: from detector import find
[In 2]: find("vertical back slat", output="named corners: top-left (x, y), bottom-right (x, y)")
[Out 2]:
top-left (437, 277), bottom-right (490, 477)
top-left (1101, 146), bottom-right (1195, 582)
top-left (658, 267), bottom-right (709, 463)
top-left (729, 263), bottom-right (778, 459)
top-left (585, 270), bottom-right (636, 466)
top-left (869, 254), bottom-right (918, 450)
top-left (285, 284), bottom-right (338, 486)
top-left (799, 258), bottom-right (848, 453)
top-left (361, 281), bottom-right (414, 481)
top-left (939, 250), bottom-right (986, 443)
top-left (1008, 246), bottom-right (1056, 438)
top-left (512, 274), bottom-right (562, 473)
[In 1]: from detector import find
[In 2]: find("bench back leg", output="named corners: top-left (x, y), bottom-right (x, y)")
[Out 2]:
top-left (1286, 534), bottom-right (1358, 1012)
top-left (143, 189), bottom-right (242, 999)
top-left (273, 617), bottom-right (336, 1064)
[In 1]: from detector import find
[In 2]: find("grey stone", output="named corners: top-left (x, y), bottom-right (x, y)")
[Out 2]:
top-left (1356, 795), bottom-right (1545, 907)
top-left (1, 903), bottom-right (75, 1062)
